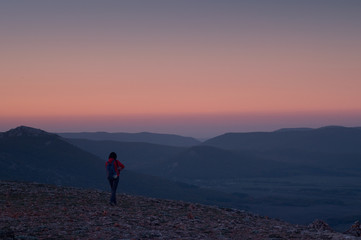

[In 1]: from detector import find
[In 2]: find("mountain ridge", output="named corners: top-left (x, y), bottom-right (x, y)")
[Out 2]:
top-left (64, 138), bottom-right (185, 173)
top-left (203, 126), bottom-right (361, 153)
top-left (3, 125), bottom-right (361, 231)
top-left (0, 126), bottom-right (249, 209)
top-left (57, 131), bottom-right (201, 147)
top-left (2, 125), bottom-right (57, 138)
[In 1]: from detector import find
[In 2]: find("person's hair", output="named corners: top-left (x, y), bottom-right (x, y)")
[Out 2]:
top-left (109, 152), bottom-right (117, 159)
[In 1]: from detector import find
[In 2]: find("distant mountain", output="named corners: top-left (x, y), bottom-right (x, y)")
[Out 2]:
top-left (58, 131), bottom-right (201, 147)
top-left (203, 126), bottom-right (361, 154)
top-left (0, 126), bottom-right (248, 208)
top-left (0, 126), bottom-right (105, 189)
top-left (65, 138), bottom-right (184, 175)
top-left (159, 145), bottom-right (330, 181)
top-left (4, 126), bottom-right (361, 230)
top-left (201, 126), bottom-right (361, 177)
top-left (274, 127), bottom-right (313, 132)
top-left (65, 136), bottom-right (348, 181)
top-left (65, 138), bottom-right (307, 180)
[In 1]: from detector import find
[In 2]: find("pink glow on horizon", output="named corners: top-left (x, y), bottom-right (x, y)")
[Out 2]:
top-left (1, 110), bottom-right (361, 138)
top-left (1, 43), bottom-right (360, 117)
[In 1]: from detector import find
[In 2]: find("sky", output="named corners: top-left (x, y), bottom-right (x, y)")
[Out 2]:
top-left (1, 0), bottom-right (361, 138)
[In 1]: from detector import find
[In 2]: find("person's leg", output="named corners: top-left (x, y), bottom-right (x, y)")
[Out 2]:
top-left (112, 177), bottom-right (119, 205)
top-left (108, 178), bottom-right (115, 204)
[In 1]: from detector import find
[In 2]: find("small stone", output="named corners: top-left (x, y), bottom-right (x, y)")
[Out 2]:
top-left (0, 227), bottom-right (15, 240)
top-left (308, 219), bottom-right (334, 232)
top-left (344, 220), bottom-right (361, 237)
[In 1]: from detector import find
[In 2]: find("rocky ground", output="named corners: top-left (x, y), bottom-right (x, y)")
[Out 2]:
top-left (1, 181), bottom-right (360, 240)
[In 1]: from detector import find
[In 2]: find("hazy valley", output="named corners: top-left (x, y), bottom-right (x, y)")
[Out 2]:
top-left (60, 126), bottom-right (361, 231)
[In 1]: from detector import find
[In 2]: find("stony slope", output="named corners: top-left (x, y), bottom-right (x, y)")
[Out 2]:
top-left (1, 181), bottom-right (360, 240)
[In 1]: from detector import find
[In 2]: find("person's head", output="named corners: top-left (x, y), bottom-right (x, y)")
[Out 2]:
top-left (109, 152), bottom-right (117, 160)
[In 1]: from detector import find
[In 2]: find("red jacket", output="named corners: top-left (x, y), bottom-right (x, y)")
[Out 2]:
top-left (106, 158), bottom-right (125, 177)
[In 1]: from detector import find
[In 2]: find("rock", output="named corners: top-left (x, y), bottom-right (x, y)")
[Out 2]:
top-left (187, 212), bottom-right (195, 219)
top-left (345, 220), bottom-right (361, 237)
top-left (268, 233), bottom-right (285, 240)
top-left (308, 219), bottom-right (334, 232)
top-left (0, 227), bottom-right (15, 240)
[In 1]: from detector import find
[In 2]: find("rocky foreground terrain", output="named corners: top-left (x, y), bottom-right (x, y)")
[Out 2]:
top-left (1, 181), bottom-right (360, 240)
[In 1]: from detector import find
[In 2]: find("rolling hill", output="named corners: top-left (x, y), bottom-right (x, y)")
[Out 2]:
top-left (201, 126), bottom-right (361, 176)
top-left (0, 126), bottom-right (105, 189)
top-left (159, 145), bottom-right (321, 180)
top-left (0, 126), bottom-right (248, 209)
top-left (66, 136), bottom-right (349, 181)
top-left (4, 125), bottom-right (361, 230)
top-left (65, 138), bottom-right (184, 174)
top-left (203, 126), bottom-right (361, 154)
top-left (58, 131), bottom-right (201, 147)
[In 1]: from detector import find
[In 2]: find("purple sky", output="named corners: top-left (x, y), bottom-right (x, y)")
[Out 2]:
top-left (1, 1), bottom-right (361, 138)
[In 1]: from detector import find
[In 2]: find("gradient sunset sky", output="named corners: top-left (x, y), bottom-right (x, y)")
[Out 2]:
top-left (1, 1), bottom-right (361, 138)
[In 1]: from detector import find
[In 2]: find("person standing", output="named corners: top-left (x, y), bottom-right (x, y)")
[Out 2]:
top-left (105, 152), bottom-right (125, 206)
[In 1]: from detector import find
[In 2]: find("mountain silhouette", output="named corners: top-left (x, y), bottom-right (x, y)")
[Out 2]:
top-left (0, 126), bottom-right (106, 188)
top-left (0, 126), bottom-right (248, 208)
top-left (160, 146), bottom-right (306, 180)
top-left (201, 126), bottom-right (361, 177)
top-left (58, 131), bottom-right (201, 147)
top-left (3, 125), bottom-right (361, 231)
top-left (67, 137), bottom-right (342, 181)
top-left (203, 126), bottom-right (361, 154)
top-left (65, 138), bottom-right (186, 177)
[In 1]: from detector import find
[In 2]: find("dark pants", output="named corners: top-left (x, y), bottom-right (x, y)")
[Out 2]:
top-left (108, 177), bottom-right (119, 204)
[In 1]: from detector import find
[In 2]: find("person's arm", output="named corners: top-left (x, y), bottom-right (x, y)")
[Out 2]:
top-left (117, 161), bottom-right (125, 170)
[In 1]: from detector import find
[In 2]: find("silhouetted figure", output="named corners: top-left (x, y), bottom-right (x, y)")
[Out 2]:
top-left (105, 152), bottom-right (125, 206)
